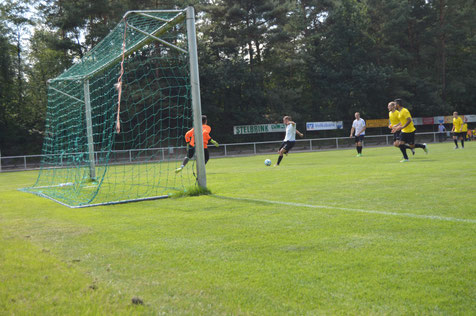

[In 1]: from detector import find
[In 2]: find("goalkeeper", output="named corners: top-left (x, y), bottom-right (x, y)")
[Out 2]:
top-left (176, 115), bottom-right (219, 173)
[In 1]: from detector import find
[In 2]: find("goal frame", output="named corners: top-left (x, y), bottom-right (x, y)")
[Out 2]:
top-left (23, 7), bottom-right (206, 207)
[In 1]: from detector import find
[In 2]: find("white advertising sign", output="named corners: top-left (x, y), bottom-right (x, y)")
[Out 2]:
top-left (233, 124), bottom-right (286, 135)
top-left (412, 117), bottom-right (423, 126)
top-left (306, 121), bottom-right (343, 131)
top-left (464, 114), bottom-right (476, 122)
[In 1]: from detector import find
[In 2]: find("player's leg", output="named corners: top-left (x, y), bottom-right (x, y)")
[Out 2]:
top-left (358, 135), bottom-right (364, 156)
top-left (399, 143), bottom-right (409, 161)
top-left (355, 137), bottom-right (362, 156)
top-left (399, 133), bottom-right (410, 162)
top-left (401, 131), bottom-right (415, 154)
top-left (453, 133), bottom-right (459, 148)
top-left (394, 132), bottom-right (405, 153)
top-left (277, 141), bottom-right (294, 166)
top-left (276, 148), bottom-right (285, 166)
top-left (204, 148), bottom-right (210, 164)
top-left (412, 133), bottom-right (428, 154)
top-left (275, 142), bottom-right (286, 166)
top-left (176, 147), bottom-right (195, 173)
top-left (393, 131), bottom-right (404, 154)
top-left (460, 133), bottom-right (465, 148)
top-left (413, 143), bottom-right (428, 153)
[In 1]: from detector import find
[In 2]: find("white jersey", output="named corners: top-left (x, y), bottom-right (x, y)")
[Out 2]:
top-left (284, 123), bottom-right (296, 141)
top-left (352, 118), bottom-right (366, 136)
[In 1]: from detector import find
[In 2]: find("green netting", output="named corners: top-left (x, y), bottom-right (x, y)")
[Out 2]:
top-left (22, 10), bottom-right (198, 207)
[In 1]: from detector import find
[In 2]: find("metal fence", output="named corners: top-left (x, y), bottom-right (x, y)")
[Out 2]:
top-left (0, 131), bottom-right (453, 172)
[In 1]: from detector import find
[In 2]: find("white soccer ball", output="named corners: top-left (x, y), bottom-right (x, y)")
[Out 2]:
top-left (264, 159), bottom-right (272, 166)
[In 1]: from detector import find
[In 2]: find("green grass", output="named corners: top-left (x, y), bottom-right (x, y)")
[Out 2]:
top-left (1, 142), bottom-right (475, 314)
top-left (171, 185), bottom-right (212, 198)
top-left (23, 160), bottom-right (196, 207)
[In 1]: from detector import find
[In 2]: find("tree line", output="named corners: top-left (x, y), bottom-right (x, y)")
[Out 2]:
top-left (1, 0), bottom-right (475, 155)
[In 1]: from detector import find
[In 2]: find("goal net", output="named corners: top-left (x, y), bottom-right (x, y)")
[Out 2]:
top-left (22, 9), bottom-right (203, 207)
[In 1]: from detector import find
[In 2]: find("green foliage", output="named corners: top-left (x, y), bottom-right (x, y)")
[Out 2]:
top-left (1, 0), bottom-right (476, 154)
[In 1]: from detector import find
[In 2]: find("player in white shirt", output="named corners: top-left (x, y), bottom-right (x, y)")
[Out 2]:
top-left (275, 116), bottom-right (303, 166)
top-left (349, 112), bottom-right (366, 157)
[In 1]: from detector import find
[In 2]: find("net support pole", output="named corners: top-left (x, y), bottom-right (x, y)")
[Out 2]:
top-left (83, 79), bottom-right (96, 180)
top-left (186, 6), bottom-right (206, 188)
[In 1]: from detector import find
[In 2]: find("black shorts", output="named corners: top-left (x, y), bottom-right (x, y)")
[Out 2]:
top-left (354, 135), bottom-right (365, 143)
top-left (393, 131), bottom-right (401, 142)
top-left (454, 132), bottom-right (465, 138)
top-left (400, 131), bottom-right (415, 145)
top-left (187, 147), bottom-right (210, 163)
top-left (279, 141), bottom-right (295, 153)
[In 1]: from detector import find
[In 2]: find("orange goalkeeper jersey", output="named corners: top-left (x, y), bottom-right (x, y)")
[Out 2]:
top-left (185, 124), bottom-right (211, 148)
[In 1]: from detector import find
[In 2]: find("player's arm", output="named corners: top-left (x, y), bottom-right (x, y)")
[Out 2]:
top-left (289, 121), bottom-right (303, 137)
top-left (391, 122), bottom-right (401, 133)
top-left (396, 118), bottom-right (411, 131)
top-left (203, 129), bottom-right (218, 147)
top-left (185, 129), bottom-right (193, 143)
top-left (209, 139), bottom-right (219, 147)
top-left (349, 127), bottom-right (355, 137)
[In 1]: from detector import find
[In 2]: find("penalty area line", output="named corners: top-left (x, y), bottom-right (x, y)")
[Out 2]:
top-left (212, 195), bottom-right (476, 224)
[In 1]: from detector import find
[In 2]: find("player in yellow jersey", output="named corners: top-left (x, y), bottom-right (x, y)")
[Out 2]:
top-left (388, 101), bottom-right (415, 154)
top-left (392, 99), bottom-right (428, 162)
top-left (452, 112), bottom-right (464, 149)
top-left (462, 121), bottom-right (468, 141)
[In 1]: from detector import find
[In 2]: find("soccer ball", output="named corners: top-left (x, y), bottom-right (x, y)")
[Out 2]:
top-left (264, 159), bottom-right (272, 166)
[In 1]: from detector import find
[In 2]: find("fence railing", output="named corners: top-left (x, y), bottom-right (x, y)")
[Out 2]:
top-left (0, 131), bottom-right (454, 172)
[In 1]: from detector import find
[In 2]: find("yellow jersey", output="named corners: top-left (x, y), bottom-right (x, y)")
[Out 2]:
top-left (453, 117), bottom-right (463, 132)
top-left (389, 110), bottom-right (400, 127)
top-left (398, 107), bottom-right (416, 133)
top-left (462, 123), bottom-right (468, 132)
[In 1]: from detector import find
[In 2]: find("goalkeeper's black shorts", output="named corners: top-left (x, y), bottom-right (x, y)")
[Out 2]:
top-left (187, 147), bottom-right (210, 164)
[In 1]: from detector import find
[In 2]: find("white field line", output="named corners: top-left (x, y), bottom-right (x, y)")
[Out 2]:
top-left (216, 196), bottom-right (476, 224)
top-left (0, 184), bottom-right (34, 192)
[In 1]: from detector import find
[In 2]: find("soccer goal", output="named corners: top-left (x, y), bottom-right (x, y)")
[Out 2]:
top-left (22, 7), bottom-right (207, 208)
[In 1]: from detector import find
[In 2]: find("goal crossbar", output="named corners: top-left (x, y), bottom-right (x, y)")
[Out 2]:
top-left (50, 10), bottom-right (187, 82)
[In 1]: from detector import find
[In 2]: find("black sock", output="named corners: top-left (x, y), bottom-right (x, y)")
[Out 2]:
top-left (182, 157), bottom-right (189, 167)
top-left (454, 139), bottom-right (458, 146)
top-left (399, 144), bottom-right (409, 159)
top-left (405, 144), bottom-right (412, 149)
top-left (277, 155), bottom-right (283, 165)
top-left (461, 139), bottom-right (464, 148)
top-left (356, 146), bottom-right (359, 154)
top-left (414, 144), bottom-right (425, 149)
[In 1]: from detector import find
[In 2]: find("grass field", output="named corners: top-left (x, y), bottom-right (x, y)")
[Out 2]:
top-left (1, 142), bottom-right (475, 314)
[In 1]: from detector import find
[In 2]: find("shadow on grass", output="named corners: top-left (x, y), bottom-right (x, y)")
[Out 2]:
top-left (209, 194), bottom-right (272, 207)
